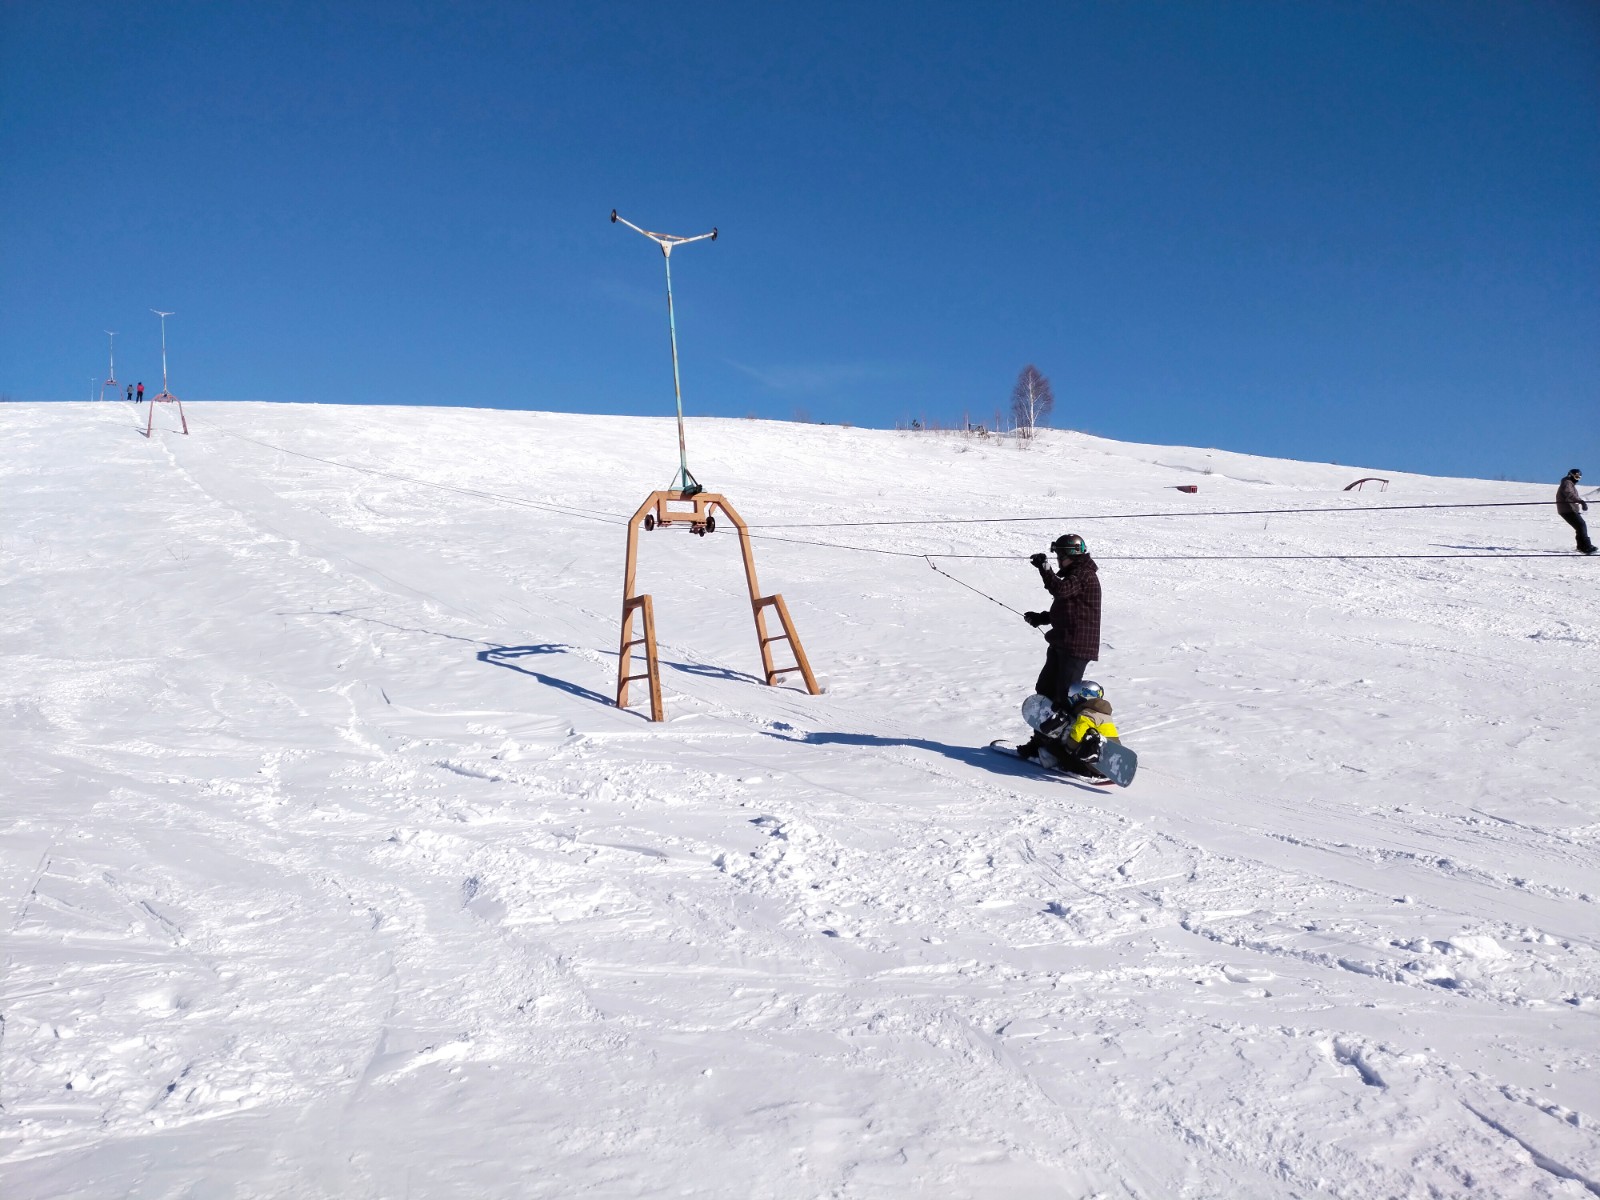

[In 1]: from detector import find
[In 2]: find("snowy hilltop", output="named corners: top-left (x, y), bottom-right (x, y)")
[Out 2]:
top-left (3, 401), bottom-right (1597, 1198)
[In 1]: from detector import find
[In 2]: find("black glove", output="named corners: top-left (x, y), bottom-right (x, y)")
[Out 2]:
top-left (1024, 611), bottom-right (1049, 627)
top-left (1029, 553), bottom-right (1048, 568)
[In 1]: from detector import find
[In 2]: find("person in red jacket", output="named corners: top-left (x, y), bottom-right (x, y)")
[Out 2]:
top-left (136, 382), bottom-right (144, 403)
top-left (1556, 468), bottom-right (1594, 555)
top-left (1019, 533), bottom-right (1102, 760)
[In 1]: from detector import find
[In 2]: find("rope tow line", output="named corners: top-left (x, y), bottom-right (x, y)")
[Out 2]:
top-left (725, 528), bottom-right (1586, 563)
top-left (924, 556), bottom-right (1026, 616)
top-left (160, 417), bottom-right (1587, 565)
top-left (1073, 551), bottom-right (1583, 561)
top-left (744, 499), bottom-right (1561, 529)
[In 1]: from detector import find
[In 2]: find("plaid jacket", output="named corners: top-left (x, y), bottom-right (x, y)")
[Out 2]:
top-left (1039, 556), bottom-right (1102, 660)
top-left (1557, 476), bottom-right (1586, 517)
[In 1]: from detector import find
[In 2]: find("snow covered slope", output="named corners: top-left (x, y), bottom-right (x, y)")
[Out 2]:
top-left (3, 401), bottom-right (1597, 1198)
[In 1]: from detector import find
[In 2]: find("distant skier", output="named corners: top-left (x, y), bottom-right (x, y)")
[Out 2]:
top-left (125, 384), bottom-right (133, 403)
top-left (1018, 532), bottom-right (1101, 759)
top-left (136, 382), bottom-right (144, 403)
top-left (1557, 468), bottom-right (1594, 555)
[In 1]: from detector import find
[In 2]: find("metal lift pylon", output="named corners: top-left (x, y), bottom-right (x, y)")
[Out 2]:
top-left (609, 211), bottom-right (818, 719)
top-left (145, 309), bottom-right (188, 437)
top-left (100, 330), bottom-right (119, 402)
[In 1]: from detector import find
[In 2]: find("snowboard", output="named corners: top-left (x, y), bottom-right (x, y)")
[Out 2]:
top-left (989, 739), bottom-right (1137, 787)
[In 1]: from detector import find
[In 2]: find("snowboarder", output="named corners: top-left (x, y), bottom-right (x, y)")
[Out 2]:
top-left (136, 382), bottom-right (144, 403)
top-left (1018, 532), bottom-right (1101, 759)
top-left (1557, 468), bottom-right (1594, 555)
top-left (1019, 681), bottom-right (1121, 778)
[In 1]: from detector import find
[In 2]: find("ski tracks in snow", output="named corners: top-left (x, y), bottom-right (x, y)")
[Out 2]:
top-left (5, 405), bottom-right (1599, 1198)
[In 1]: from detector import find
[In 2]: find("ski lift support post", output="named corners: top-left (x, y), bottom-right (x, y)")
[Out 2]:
top-left (611, 209), bottom-right (716, 497)
top-left (608, 209), bottom-right (818, 721)
top-left (100, 330), bottom-right (118, 402)
top-left (145, 309), bottom-right (188, 437)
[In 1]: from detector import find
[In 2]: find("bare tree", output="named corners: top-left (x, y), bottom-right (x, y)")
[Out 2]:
top-left (1010, 364), bottom-right (1054, 438)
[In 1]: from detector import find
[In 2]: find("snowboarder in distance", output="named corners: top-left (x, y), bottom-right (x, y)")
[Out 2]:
top-left (1018, 532), bottom-right (1101, 759)
top-left (1020, 682), bottom-right (1120, 778)
top-left (125, 384), bottom-right (132, 403)
top-left (136, 382), bottom-right (144, 403)
top-left (1557, 468), bottom-right (1595, 555)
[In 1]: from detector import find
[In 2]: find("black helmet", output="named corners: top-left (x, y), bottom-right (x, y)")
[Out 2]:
top-left (1051, 533), bottom-right (1088, 556)
top-left (1568, 468), bottom-right (1582, 481)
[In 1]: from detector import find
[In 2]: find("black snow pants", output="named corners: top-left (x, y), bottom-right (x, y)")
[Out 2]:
top-left (1035, 646), bottom-right (1090, 710)
top-left (1560, 510), bottom-right (1595, 553)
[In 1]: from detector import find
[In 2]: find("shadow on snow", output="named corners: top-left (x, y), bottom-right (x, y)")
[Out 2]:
top-left (476, 644), bottom-right (619, 709)
top-left (766, 729), bottom-right (1111, 792)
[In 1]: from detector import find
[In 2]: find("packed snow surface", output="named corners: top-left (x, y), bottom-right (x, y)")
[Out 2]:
top-left (4, 401), bottom-right (1598, 1198)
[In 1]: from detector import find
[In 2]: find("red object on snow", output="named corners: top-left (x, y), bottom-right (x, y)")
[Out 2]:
top-left (1174, 485), bottom-right (1198, 494)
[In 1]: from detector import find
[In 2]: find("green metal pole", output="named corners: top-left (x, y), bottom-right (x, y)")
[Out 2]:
top-left (662, 248), bottom-right (699, 495)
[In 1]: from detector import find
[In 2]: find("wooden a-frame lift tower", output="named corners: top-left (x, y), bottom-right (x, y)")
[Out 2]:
top-left (611, 211), bottom-right (820, 721)
top-left (617, 489), bottom-right (819, 721)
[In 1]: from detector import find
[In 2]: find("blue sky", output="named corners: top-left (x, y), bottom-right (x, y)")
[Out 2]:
top-left (3, 1), bottom-right (1596, 481)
